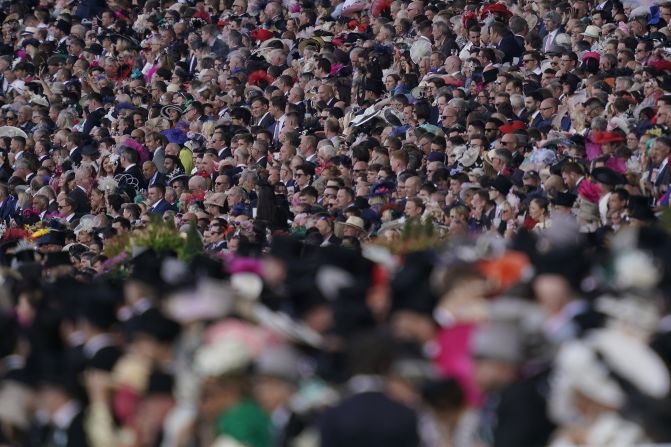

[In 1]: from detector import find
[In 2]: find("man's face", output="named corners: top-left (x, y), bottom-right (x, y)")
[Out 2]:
top-left (651, 141), bottom-right (671, 165)
top-left (524, 96), bottom-right (538, 113)
top-left (404, 201), bottom-right (420, 218)
top-left (251, 100), bottom-right (267, 119)
top-left (469, 30), bottom-right (480, 45)
top-left (58, 201), bottom-right (72, 216)
top-left (539, 100), bottom-right (555, 119)
top-left (142, 163), bottom-right (155, 179)
top-left (635, 44), bottom-right (650, 62)
top-left (544, 18), bottom-right (556, 32)
top-left (499, 134), bottom-right (517, 151)
top-left (147, 187), bottom-right (161, 205)
top-left (335, 189), bottom-right (350, 208)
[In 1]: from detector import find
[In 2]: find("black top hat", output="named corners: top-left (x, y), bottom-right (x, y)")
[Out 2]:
top-left (43, 251), bottom-right (71, 269)
top-left (81, 142), bottom-right (100, 156)
top-left (628, 195), bottom-right (656, 222)
top-left (491, 175), bottom-right (513, 195)
top-left (591, 167), bottom-right (625, 186)
top-left (551, 191), bottom-right (577, 208)
top-left (131, 308), bottom-right (181, 343)
top-left (363, 79), bottom-right (386, 96)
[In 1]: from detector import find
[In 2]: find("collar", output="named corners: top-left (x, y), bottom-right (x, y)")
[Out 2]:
top-left (347, 374), bottom-right (385, 394)
top-left (83, 333), bottom-right (114, 358)
top-left (52, 400), bottom-right (80, 429)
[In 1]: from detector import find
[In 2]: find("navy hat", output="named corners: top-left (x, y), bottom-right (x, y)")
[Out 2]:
top-left (84, 43), bottom-right (104, 55)
top-left (79, 293), bottom-right (118, 331)
top-left (628, 195), bottom-right (656, 222)
top-left (491, 175), bottom-right (513, 195)
top-left (131, 308), bottom-right (181, 343)
top-left (36, 230), bottom-right (66, 247)
top-left (81, 142), bottom-right (99, 156)
top-left (427, 152), bottom-right (447, 163)
top-left (43, 251), bottom-right (71, 269)
top-left (55, 20), bottom-right (71, 34)
top-left (269, 235), bottom-right (304, 262)
top-left (364, 79), bottom-right (386, 96)
top-left (551, 191), bottom-right (577, 208)
top-left (591, 167), bottom-right (625, 186)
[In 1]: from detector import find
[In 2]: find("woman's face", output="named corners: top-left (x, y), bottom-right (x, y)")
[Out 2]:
top-left (529, 200), bottom-right (544, 220)
top-left (104, 158), bottom-right (115, 173)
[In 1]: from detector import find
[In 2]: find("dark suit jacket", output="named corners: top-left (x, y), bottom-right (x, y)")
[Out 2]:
top-left (0, 195), bottom-right (17, 223)
top-left (68, 187), bottom-right (91, 214)
top-left (87, 345), bottom-right (123, 372)
top-left (118, 165), bottom-right (147, 196)
top-left (497, 34), bottom-right (523, 64)
top-left (28, 409), bottom-right (89, 447)
top-left (149, 199), bottom-right (177, 215)
top-left (319, 392), bottom-right (419, 447)
top-left (257, 112), bottom-right (275, 129)
top-left (148, 172), bottom-right (167, 188)
top-left (82, 107), bottom-right (106, 135)
top-left (69, 147), bottom-right (82, 167)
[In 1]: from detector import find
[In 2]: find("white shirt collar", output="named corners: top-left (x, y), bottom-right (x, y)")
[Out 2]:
top-left (52, 400), bottom-right (81, 429)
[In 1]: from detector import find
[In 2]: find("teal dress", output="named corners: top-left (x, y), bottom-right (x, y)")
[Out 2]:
top-left (215, 399), bottom-right (272, 447)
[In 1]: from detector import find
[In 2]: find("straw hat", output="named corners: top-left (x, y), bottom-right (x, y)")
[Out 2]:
top-left (334, 216), bottom-right (365, 239)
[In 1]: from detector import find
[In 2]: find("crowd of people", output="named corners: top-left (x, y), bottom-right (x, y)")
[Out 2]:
top-left (3, 0), bottom-right (671, 445)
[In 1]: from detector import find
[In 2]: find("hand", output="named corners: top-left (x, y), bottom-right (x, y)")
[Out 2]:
top-left (84, 370), bottom-right (113, 403)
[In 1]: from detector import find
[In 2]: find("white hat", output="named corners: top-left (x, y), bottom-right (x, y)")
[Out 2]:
top-left (581, 25), bottom-right (601, 39)
top-left (334, 216), bottom-right (366, 239)
top-left (551, 328), bottom-right (670, 414)
top-left (20, 26), bottom-right (38, 36)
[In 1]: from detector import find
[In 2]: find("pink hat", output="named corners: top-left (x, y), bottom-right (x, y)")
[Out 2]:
top-left (582, 51), bottom-right (601, 62)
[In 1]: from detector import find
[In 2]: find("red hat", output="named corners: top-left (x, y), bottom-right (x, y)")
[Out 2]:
top-left (582, 51), bottom-right (601, 62)
top-left (480, 3), bottom-right (512, 20)
top-left (250, 28), bottom-right (274, 42)
top-left (648, 59), bottom-right (671, 72)
top-left (500, 121), bottom-right (526, 134)
top-left (591, 131), bottom-right (625, 144)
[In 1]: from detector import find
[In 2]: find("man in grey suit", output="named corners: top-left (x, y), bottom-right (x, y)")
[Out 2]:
top-left (542, 12), bottom-right (565, 54)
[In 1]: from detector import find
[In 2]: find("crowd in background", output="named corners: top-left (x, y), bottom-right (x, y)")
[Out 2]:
top-left (3, 0), bottom-right (671, 445)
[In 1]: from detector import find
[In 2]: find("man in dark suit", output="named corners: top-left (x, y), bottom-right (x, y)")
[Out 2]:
top-left (68, 169), bottom-right (92, 215)
top-left (27, 377), bottom-right (89, 447)
top-left (490, 21), bottom-right (523, 65)
top-left (319, 332), bottom-right (419, 447)
top-left (147, 184), bottom-right (177, 215)
top-left (251, 97), bottom-right (275, 128)
top-left (65, 133), bottom-right (83, 168)
top-left (81, 92), bottom-right (106, 135)
top-left (0, 183), bottom-right (17, 224)
top-left (142, 160), bottom-right (166, 188)
top-left (118, 147), bottom-right (147, 197)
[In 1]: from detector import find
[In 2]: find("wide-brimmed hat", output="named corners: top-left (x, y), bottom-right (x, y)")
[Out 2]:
top-left (591, 131), bottom-right (625, 144)
top-left (204, 192), bottom-right (227, 208)
top-left (581, 25), bottom-right (601, 39)
top-left (334, 216), bottom-right (365, 239)
top-left (490, 175), bottom-right (513, 195)
top-left (591, 167), bottom-right (625, 186)
top-left (551, 191), bottom-right (577, 208)
top-left (160, 104), bottom-right (183, 120)
top-left (351, 106), bottom-right (381, 127)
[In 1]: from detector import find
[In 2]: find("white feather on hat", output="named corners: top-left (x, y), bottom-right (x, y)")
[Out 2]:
top-left (550, 327), bottom-right (670, 423)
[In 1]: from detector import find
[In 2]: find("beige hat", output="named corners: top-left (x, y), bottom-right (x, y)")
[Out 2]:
top-left (334, 216), bottom-right (365, 239)
top-left (581, 25), bottom-right (601, 39)
top-left (204, 192), bottom-right (227, 208)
